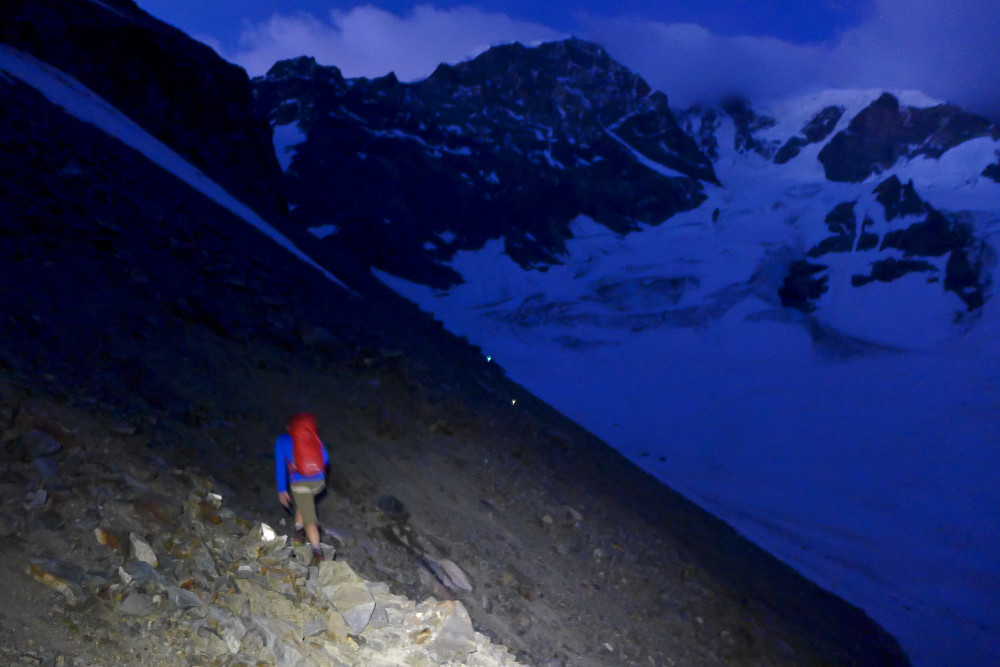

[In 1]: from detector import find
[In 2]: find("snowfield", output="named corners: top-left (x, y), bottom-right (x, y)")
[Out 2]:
top-left (377, 105), bottom-right (1000, 667)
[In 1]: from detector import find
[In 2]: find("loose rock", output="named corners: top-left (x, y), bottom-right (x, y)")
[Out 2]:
top-left (129, 533), bottom-right (158, 567)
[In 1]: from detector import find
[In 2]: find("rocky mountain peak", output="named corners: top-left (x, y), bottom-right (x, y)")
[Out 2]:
top-left (819, 92), bottom-right (995, 182)
top-left (416, 37), bottom-right (665, 137)
top-left (255, 38), bottom-right (717, 288)
top-left (773, 105), bottom-right (845, 163)
top-left (679, 96), bottom-right (795, 161)
top-left (265, 55), bottom-right (344, 85)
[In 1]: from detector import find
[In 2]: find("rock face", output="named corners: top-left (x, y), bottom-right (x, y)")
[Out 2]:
top-left (254, 39), bottom-right (716, 288)
top-left (780, 174), bottom-right (986, 312)
top-left (773, 105), bottom-right (844, 164)
top-left (0, 0), bottom-right (287, 220)
top-left (984, 162), bottom-right (1000, 183)
top-left (720, 96), bottom-right (779, 157)
top-left (679, 98), bottom-right (844, 164)
top-left (818, 93), bottom-right (994, 182)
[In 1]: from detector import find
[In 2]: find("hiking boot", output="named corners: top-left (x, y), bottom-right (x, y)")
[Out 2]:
top-left (311, 549), bottom-right (324, 566)
top-left (293, 527), bottom-right (306, 545)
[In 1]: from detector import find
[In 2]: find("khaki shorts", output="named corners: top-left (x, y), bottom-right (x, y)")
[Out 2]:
top-left (290, 480), bottom-right (325, 526)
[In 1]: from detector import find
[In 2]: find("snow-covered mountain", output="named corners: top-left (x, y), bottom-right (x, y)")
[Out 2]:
top-left (256, 42), bottom-right (1000, 667)
top-left (258, 45), bottom-right (999, 351)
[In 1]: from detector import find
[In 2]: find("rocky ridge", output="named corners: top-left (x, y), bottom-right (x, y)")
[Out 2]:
top-left (254, 39), bottom-right (715, 288)
top-left (817, 93), bottom-right (996, 182)
top-left (679, 92), bottom-right (996, 181)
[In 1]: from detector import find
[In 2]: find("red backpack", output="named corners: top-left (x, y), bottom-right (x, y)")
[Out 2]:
top-left (287, 413), bottom-right (325, 477)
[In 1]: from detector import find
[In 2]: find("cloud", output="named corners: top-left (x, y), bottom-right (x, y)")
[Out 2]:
top-left (228, 4), bottom-right (563, 80)
top-left (224, 1), bottom-right (999, 121)
top-left (823, 0), bottom-right (1000, 119)
top-left (585, 0), bottom-right (1000, 119)
top-left (580, 19), bottom-right (826, 110)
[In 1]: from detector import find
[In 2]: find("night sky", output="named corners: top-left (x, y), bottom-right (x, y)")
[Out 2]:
top-left (136, 0), bottom-right (1000, 121)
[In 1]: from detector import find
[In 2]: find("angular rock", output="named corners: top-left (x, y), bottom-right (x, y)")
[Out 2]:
top-left (129, 533), bottom-right (158, 567)
top-left (135, 492), bottom-right (182, 524)
top-left (251, 616), bottom-right (308, 667)
top-left (195, 624), bottom-right (230, 656)
top-left (302, 618), bottom-right (326, 637)
top-left (423, 556), bottom-right (473, 592)
top-left (220, 615), bottom-right (248, 654)
top-left (330, 582), bottom-right (376, 634)
top-left (377, 495), bottom-right (407, 516)
top-left (417, 563), bottom-right (452, 600)
top-left (272, 642), bottom-right (308, 667)
top-left (119, 592), bottom-right (156, 617)
top-left (427, 600), bottom-right (476, 661)
top-left (239, 522), bottom-right (286, 559)
top-left (166, 585), bottom-right (204, 609)
top-left (325, 611), bottom-right (352, 641)
top-left (314, 560), bottom-right (365, 589)
top-left (192, 545), bottom-right (219, 579)
top-left (110, 422), bottom-right (137, 436)
top-left (237, 579), bottom-right (299, 619)
top-left (124, 559), bottom-right (158, 582)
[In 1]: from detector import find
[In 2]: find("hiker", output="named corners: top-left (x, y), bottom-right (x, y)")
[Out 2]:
top-left (275, 412), bottom-right (329, 564)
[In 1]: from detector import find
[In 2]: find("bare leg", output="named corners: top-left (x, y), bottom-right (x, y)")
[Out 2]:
top-left (305, 524), bottom-right (320, 549)
top-left (293, 498), bottom-right (320, 552)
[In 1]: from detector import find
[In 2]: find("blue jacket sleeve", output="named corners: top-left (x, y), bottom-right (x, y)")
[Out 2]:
top-left (275, 435), bottom-right (289, 493)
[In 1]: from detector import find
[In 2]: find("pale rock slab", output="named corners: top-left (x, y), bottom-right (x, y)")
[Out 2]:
top-left (129, 532), bottom-right (158, 567)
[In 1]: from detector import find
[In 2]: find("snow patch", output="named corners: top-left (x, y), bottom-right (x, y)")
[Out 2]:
top-left (272, 121), bottom-right (305, 172)
top-left (603, 126), bottom-right (688, 179)
top-left (309, 224), bottom-right (339, 239)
